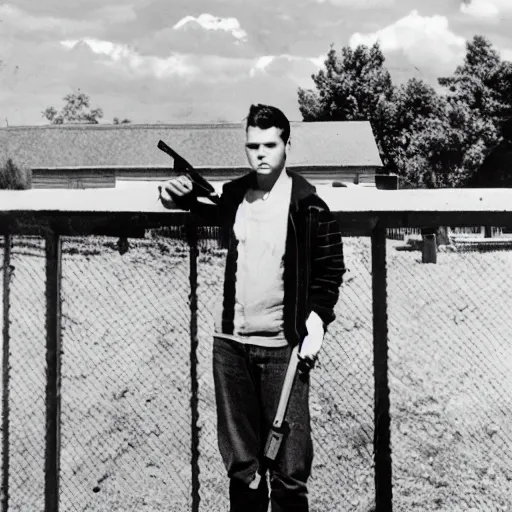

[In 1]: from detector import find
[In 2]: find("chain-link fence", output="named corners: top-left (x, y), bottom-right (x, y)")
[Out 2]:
top-left (1, 235), bottom-right (47, 512)
top-left (386, 233), bottom-right (512, 512)
top-left (1, 229), bottom-right (511, 512)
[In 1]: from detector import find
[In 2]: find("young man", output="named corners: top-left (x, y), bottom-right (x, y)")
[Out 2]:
top-left (159, 104), bottom-right (345, 512)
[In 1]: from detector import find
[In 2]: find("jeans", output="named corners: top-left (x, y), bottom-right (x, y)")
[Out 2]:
top-left (213, 337), bottom-right (313, 512)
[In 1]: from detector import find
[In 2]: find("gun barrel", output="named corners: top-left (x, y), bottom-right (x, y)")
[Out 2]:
top-left (157, 140), bottom-right (193, 169)
top-left (157, 139), bottom-right (220, 204)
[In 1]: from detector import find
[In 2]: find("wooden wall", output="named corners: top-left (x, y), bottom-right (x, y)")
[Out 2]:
top-left (32, 168), bottom-right (116, 189)
top-left (31, 165), bottom-right (384, 189)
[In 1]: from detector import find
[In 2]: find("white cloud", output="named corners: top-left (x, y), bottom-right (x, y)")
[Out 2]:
top-left (60, 38), bottom-right (325, 87)
top-left (173, 14), bottom-right (248, 42)
top-left (309, 55), bottom-right (326, 68)
top-left (350, 10), bottom-right (466, 73)
top-left (60, 39), bottom-right (196, 78)
top-left (250, 54), bottom-right (326, 76)
top-left (134, 21), bottom-right (253, 59)
top-left (316, 0), bottom-right (394, 7)
top-left (460, 0), bottom-right (512, 19)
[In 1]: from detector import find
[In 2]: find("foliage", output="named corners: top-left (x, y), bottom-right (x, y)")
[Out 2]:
top-left (0, 158), bottom-right (31, 190)
top-left (298, 35), bottom-right (512, 188)
top-left (42, 90), bottom-right (104, 124)
top-left (42, 91), bottom-right (131, 126)
top-left (298, 43), bottom-right (393, 122)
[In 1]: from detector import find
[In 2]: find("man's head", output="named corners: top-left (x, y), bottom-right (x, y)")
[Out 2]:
top-left (245, 104), bottom-right (290, 176)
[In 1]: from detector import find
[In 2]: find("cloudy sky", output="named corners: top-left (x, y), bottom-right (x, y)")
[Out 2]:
top-left (0, 0), bottom-right (511, 126)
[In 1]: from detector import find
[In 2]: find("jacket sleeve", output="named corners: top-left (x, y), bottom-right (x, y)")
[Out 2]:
top-left (309, 202), bottom-right (346, 330)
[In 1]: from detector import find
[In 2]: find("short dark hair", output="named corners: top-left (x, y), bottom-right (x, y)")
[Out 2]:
top-left (245, 104), bottom-right (290, 145)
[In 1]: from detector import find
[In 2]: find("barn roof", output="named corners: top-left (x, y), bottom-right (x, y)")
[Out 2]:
top-left (0, 121), bottom-right (382, 170)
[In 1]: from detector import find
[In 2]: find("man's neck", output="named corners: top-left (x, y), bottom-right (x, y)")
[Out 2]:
top-left (256, 166), bottom-right (286, 192)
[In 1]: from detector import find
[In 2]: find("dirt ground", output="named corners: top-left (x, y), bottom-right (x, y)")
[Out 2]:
top-left (0, 236), bottom-right (511, 511)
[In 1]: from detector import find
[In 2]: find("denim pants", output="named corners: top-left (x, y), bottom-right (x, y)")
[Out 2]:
top-left (212, 337), bottom-right (313, 512)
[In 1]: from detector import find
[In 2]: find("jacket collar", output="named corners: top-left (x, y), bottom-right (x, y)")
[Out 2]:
top-left (224, 168), bottom-right (316, 212)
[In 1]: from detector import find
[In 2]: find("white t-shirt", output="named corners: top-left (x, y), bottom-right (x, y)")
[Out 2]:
top-left (214, 169), bottom-right (292, 347)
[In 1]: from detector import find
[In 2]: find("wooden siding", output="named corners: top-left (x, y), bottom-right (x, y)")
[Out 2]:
top-left (32, 169), bottom-right (116, 189)
top-left (31, 165), bottom-right (383, 189)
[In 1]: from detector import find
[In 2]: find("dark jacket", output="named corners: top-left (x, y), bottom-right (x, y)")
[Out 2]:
top-left (173, 169), bottom-right (345, 348)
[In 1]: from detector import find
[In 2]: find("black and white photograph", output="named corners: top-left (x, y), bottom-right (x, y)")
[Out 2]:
top-left (0, 1), bottom-right (511, 511)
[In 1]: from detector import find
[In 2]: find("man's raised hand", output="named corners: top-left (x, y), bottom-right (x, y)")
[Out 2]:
top-left (158, 175), bottom-right (194, 208)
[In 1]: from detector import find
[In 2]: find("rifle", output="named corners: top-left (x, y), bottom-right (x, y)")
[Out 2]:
top-left (157, 139), bottom-right (221, 204)
top-left (249, 344), bottom-right (301, 489)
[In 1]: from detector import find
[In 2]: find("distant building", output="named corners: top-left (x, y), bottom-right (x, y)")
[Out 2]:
top-left (0, 121), bottom-right (391, 190)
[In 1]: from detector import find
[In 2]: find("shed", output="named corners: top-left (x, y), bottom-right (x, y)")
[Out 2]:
top-left (0, 121), bottom-right (384, 189)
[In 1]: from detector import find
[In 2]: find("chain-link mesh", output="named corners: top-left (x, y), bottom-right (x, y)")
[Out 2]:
top-left (59, 235), bottom-right (193, 512)
top-left (1, 230), bottom-right (511, 512)
top-left (1, 236), bottom-right (46, 511)
top-left (387, 233), bottom-right (512, 512)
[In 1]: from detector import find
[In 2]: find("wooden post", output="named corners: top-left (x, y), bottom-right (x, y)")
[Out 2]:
top-left (371, 226), bottom-right (393, 511)
top-left (2, 236), bottom-right (12, 512)
top-left (186, 223), bottom-right (200, 512)
top-left (421, 228), bottom-right (437, 264)
top-left (45, 233), bottom-right (62, 512)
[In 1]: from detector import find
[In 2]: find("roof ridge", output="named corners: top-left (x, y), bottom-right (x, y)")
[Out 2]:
top-left (0, 120), bottom-right (370, 132)
top-left (1, 123), bottom-right (245, 131)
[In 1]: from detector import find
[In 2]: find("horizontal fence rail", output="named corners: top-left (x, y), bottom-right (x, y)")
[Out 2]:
top-left (1, 186), bottom-right (512, 512)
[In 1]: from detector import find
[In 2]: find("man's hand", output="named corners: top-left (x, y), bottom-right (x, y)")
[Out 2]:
top-left (158, 176), bottom-right (194, 208)
top-left (298, 311), bottom-right (324, 372)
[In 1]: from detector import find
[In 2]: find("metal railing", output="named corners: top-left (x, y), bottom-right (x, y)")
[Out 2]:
top-left (1, 186), bottom-right (512, 512)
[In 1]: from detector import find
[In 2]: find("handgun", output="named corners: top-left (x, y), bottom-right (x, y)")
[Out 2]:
top-left (157, 139), bottom-right (220, 204)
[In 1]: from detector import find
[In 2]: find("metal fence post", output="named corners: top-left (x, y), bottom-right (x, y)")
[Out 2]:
top-left (371, 225), bottom-right (393, 511)
top-left (186, 222), bottom-right (200, 512)
top-left (45, 232), bottom-right (62, 512)
top-left (2, 236), bottom-right (12, 512)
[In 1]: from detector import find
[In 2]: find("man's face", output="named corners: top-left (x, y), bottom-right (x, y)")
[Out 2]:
top-left (245, 126), bottom-right (287, 176)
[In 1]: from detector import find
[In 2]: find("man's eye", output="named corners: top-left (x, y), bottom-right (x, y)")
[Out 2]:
top-left (265, 144), bottom-right (276, 148)
top-left (246, 144), bottom-right (259, 150)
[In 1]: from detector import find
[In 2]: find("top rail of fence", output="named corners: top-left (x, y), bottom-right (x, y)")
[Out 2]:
top-left (2, 186), bottom-right (512, 236)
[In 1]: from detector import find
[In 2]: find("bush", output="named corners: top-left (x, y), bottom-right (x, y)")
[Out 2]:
top-left (0, 158), bottom-right (31, 189)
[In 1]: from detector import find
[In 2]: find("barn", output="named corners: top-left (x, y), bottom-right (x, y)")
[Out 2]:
top-left (0, 121), bottom-right (393, 190)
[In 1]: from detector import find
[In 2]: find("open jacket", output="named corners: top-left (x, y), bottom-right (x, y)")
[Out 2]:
top-left (172, 169), bottom-right (346, 348)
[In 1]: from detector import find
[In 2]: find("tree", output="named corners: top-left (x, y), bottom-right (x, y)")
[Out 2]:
top-left (466, 117), bottom-right (512, 187)
top-left (372, 78), bottom-right (451, 183)
top-left (42, 90), bottom-right (104, 124)
top-left (298, 42), bottom-right (395, 172)
top-left (298, 43), bottom-right (394, 122)
top-left (437, 35), bottom-right (511, 185)
top-left (42, 91), bottom-right (133, 125)
top-left (297, 37), bottom-right (512, 189)
top-left (0, 159), bottom-right (31, 190)
top-left (296, 42), bottom-right (454, 185)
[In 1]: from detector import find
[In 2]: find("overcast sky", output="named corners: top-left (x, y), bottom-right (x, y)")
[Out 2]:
top-left (0, 0), bottom-right (511, 126)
